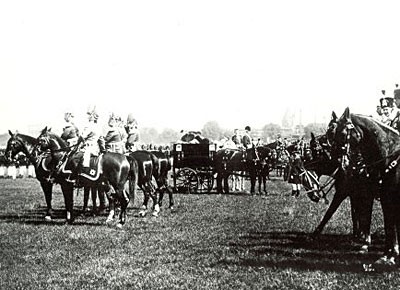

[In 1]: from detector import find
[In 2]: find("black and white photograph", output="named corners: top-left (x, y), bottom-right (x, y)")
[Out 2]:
top-left (2, 1), bottom-right (400, 289)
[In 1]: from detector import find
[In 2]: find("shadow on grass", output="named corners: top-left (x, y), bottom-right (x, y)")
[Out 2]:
top-left (212, 231), bottom-right (386, 274)
top-left (0, 207), bottom-right (111, 226)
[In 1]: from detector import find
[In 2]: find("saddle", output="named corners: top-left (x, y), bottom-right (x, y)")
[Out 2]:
top-left (80, 154), bottom-right (103, 181)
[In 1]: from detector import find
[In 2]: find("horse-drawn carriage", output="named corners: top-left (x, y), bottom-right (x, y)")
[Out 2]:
top-left (172, 143), bottom-right (217, 193)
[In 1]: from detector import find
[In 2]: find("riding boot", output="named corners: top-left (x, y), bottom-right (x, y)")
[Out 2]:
top-left (291, 189), bottom-right (297, 196)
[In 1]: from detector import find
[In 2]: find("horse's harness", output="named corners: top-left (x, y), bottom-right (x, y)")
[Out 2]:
top-left (338, 119), bottom-right (400, 182)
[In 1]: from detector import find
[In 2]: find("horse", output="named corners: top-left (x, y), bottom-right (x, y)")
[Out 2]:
top-left (5, 131), bottom-right (56, 220)
top-left (303, 120), bottom-right (374, 253)
top-left (332, 108), bottom-right (399, 267)
top-left (214, 147), bottom-right (258, 194)
top-left (150, 150), bottom-right (174, 209)
top-left (128, 150), bottom-right (160, 217)
top-left (37, 127), bottom-right (138, 227)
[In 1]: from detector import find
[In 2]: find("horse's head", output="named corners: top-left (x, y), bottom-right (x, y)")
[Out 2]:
top-left (310, 133), bottom-right (331, 161)
top-left (37, 126), bottom-right (67, 151)
top-left (256, 145), bottom-right (272, 160)
top-left (333, 108), bottom-right (365, 171)
top-left (5, 130), bottom-right (27, 162)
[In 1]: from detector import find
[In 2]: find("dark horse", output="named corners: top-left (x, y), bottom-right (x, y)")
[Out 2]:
top-left (150, 150), bottom-right (174, 209)
top-left (128, 150), bottom-right (160, 217)
top-left (303, 116), bottom-right (374, 252)
top-left (333, 108), bottom-right (400, 267)
top-left (214, 147), bottom-right (258, 194)
top-left (5, 131), bottom-right (56, 220)
top-left (37, 127), bottom-right (138, 227)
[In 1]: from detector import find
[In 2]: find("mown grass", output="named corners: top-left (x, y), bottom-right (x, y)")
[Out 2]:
top-left (0, 175), bottom-right (399, 289)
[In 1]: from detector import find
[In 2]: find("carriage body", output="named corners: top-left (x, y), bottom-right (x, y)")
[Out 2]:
top-left (172, 143), bottom-right (216, 193)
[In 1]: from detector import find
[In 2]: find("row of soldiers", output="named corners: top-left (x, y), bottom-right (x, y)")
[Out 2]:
top-left (377, 84), bottom-right (400, 132)
top-left (61, 105), bottom-right (139, 168)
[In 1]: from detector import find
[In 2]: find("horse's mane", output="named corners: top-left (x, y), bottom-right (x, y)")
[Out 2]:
top-left (353, 114), bottom-right (400, 136)
top-left (43, 130), bottom-right (68, 148)
top-left (16, 133), bottom-right (38, 145)
top-left (351, 113), bottom-right (400, 156)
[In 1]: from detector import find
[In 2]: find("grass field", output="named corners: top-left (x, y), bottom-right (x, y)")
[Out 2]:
top-left (0, 175), bottom-right (399, 289)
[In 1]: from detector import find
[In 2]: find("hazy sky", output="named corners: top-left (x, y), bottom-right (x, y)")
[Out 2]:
top-left (1, 1), bottom-right (400, 134)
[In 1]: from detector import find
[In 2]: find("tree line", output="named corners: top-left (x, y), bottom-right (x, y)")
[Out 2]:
top-left (139, 121), bottom-right (327, 144)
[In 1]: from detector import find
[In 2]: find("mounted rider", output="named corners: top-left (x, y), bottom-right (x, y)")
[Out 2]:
top-left (379, 90), bottom-right (400, 132)
top-left (61, 109), bottom-right (79, 147)
top-left (391, 84), bottom-right (400, 132)
top-left (125, 113), bottom-right (140, 152)
top-left (80, 105), bottom-right (104, 167)
top-left (103, 112), bottom-right (126, 154)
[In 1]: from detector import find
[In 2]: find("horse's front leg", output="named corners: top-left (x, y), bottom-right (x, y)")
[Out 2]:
top-left (40, 181), bottom-right (53, 221)
top-left (60, 182), bottom-right (74, 224)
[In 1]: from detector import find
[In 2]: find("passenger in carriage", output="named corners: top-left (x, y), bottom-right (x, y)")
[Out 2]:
top-left (231, 129), bottom-right (242, 148)
top-left (125, 114), bottom-right (140, 152)
top-left (103, 113), bottom-right (126, 154)
top-left (241, 126), bottom-right (252, 149)
top-left (61, 109), bottom-right (80, 147)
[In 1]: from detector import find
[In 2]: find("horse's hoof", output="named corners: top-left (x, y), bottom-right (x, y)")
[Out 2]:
top-left (152, 211), bottom-right (159, 217)
top-left (139, 210), bottom-right (147, 217)
top-left (44, 215), bottom-right (52, 222)
top-left (357, 245), bottom-right (369, 254)
top-left (371, 255), bottom-right (397, 272)
top-left (169, 206), bottom-right (174, 211)
top-left (116, 223), bottom-right (123, 229)
top-left (105, 217), bottom-right (113, 223)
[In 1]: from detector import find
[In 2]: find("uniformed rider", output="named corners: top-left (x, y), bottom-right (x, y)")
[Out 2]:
top-left (61, 109), bottom-right (79, 147)
top-left (125, 113), bottom-right (140, 152)
top-left (80, 105), bottom-right (103, 168)
top-left (103, 113), bottom-right (126, 154)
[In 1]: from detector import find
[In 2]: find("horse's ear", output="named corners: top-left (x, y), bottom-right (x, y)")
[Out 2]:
top-left (343, 107), bottom-right (350, 120)
top-left (310, 132), bottom-right (315, 140)
top-left (331, 111), bottom-right (337, 121)
top-left (8, 130), bottom-right (14, 136)
top-left (48, 127), bottom-right (52, 132)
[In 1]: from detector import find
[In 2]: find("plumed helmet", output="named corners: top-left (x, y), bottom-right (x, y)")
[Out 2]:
top-left (87, 105), bottom-right (99, 120)
top-left (109, 112), bottom-right (119, 121)
top-left (380, 97), bottom-right (394, 109)
top-left (245, 126), bottom-right (251, 131)
top-left (127, 113), bottom-right (138, 125)
top-left (64, 108), bottom-right (74, 117)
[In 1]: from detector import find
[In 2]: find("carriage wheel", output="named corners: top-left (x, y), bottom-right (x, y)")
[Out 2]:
top-left (175, 168), bottom-right (199, 194)
top-left (197, 172), bottom-right (214, 193)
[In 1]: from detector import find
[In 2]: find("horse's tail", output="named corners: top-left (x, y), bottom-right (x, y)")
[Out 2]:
top-left (126, 155), bottom-right (138, 203)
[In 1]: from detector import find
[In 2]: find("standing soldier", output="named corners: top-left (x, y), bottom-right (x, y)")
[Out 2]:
top-left (61, 109), bottom-right (79, 147)
top-left (125, 113), bottom-right (140, 152)
top-left (103, 113), bottom-right (126, 154)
